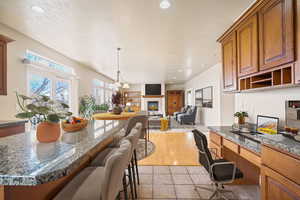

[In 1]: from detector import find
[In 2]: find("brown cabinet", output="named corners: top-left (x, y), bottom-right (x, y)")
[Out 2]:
top-left (222, 32), bottom-right (237, 91)
top-left (237, 14), bottom-right (258, 77)
top-left (0, 40), bottom-right (7, 95)
top-left (0, 35), bottom-right (13, 96)
top-left (167, 90), bottom-right (184, 115)
top-left (259, 0), bottom-right (295, 71)
top-left (295, 64), bottom-right (300, 84)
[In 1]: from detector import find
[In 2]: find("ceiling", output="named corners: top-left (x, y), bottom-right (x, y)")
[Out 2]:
top-left (0, 0), bottom-right (255, 84)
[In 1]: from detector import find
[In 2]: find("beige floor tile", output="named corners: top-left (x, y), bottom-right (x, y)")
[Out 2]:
top-left (153, 174), bottom-right (173, 185)
top-left (169, 166), bottom-right (188, 174)
top-left (190, 174), bottom-right (212, 184)
top-left (175, 184), bottom-right (200, 199)
top-left (172, 174), bottom-right (194, 185)
top-left (140, 174), bottom-right (153, 185)
top-left (138, 166), bottom-right (153, 174)
top-left (153, 185), bottom-right (176, 199)
top-left (186, 166), bottom-right (207, 174)
top-left (153, 166), bottom-right (171, 174)
top-left (137, 184), bottom-right (153, 199)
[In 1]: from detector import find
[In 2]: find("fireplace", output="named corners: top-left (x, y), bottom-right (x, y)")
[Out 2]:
top-left (147, 101), bottom-right (159, 111)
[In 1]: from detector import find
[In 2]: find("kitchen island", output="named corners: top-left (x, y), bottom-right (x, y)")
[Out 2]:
top-left (0, 120), bottom-right (122, 200)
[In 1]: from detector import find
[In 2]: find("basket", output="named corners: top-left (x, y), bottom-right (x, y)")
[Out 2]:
top-left (61, 119), bottom-right (88, 132)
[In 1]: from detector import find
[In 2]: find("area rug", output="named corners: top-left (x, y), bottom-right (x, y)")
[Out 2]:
top-left (136, 139), bottom-right (156, 161)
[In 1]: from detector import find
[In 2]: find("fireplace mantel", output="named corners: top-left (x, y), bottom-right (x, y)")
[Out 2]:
top-left (142, 95), bottom-right (164, 98)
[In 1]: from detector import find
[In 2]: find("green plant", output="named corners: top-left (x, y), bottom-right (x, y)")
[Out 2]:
top-left (93, 103), bottom-right (109, 111)
top-left (234, 111), bottom-right (249, 118)
top-left (15, 92), bottom-right (72, 123)
top-left (79, 95), bottom-right (96, 119)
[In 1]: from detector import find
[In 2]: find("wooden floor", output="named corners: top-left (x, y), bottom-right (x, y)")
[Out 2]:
top-left (138, 132), bottom-right (199, 166)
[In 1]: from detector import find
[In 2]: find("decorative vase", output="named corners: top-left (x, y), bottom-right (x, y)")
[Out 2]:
top-left (36, 122), bottom-right (61, 143)
top-left (238, 117), bottom-right (245, 125)
top-left (112, 105), bottom-right (122, 115)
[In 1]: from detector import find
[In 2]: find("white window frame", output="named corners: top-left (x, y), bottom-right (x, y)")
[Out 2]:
top-left (25, 52), bottom-right (78, 114)
top-left (92, 79), bottom-right (115, 105)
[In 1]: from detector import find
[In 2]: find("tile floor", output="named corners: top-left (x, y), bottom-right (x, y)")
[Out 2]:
top-left (125, 165), bottom-right (260, 200)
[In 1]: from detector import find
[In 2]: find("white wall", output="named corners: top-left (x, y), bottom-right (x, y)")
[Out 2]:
top-left (184, 63), bottom-right (235, 126)
top-left (235, 87), bottom-right (300, 126)
top-left (0, 23), bottom-right (113, 120)
top-left (165, 83), bottom-right (185, 90)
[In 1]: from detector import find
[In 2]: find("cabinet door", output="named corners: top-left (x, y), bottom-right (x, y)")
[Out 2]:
top-left (259, 0), bottom-right (294, 71)
top-left (237, 14), bottom-right (258, 77)
top-left (261, 166), bottom-right (300, 200)
top-left (0, 40), bottom-right (7, 95)
top-left (222, 32), bottom-right (237, 91)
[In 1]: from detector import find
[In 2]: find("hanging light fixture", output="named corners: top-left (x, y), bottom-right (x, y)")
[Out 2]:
top-left (115, 47), bottom-right (122, 88)
top-left (160, 0), bottom-right (171, 9)
top-left (122, 83), bottom-right (130, 89)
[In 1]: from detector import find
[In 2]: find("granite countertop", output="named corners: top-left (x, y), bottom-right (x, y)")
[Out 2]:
top-left (208, 126), bottom-right (300, 157)
top-left (0, 120), bottom-right (27, 128)
top-left (0, 120), bottom-right (122, 186)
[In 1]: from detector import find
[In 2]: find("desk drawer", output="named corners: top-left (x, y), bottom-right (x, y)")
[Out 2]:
top-left (209, 132), bottom-right (222, 146)
top-left (223, 139), bottom-right (239, 154)
top-left (240, 147), bottom-right (261, 167)
top-left (209, 141), bottom-right (222, 158)
top-left (262, 145), bottom-right (300, 185)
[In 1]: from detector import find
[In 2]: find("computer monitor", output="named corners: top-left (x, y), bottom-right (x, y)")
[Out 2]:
top-left (256, 115), bottom-right (279, 135)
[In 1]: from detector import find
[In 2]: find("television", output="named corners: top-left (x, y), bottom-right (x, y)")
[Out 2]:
top-left (145, 84), bottom-right (161, 95)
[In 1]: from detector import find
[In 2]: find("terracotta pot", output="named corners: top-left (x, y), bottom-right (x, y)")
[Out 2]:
top-left (36, 122), bottom-right (61, 143)
top-left (112, 105), bottom-right (123, 115)
top-left (238, 117), bottom-right (245, 125)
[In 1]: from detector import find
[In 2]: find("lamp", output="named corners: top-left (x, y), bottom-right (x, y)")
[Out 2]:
top-left (123, 83), bottom-right (130, 89)
top-left (160, 0), bottom-right (171, 9)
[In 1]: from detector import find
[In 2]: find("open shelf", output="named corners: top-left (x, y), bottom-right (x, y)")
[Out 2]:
top-left (239, 64), bottom-right (294, 91)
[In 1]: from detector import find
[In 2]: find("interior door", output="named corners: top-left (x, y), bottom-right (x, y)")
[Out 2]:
top-left (222, 32), bottom-right (237, 91)
top-left (237, 14), bottom-right (258, 77)
top-left (167, 91), bottom-right (183, 115)
top-left (259, 0), bottom-right (294, 71)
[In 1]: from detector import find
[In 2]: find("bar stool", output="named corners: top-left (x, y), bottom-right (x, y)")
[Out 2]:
top-left (53, 139), bottom-right (132, 200)
top-left (90, 123), bottom-right (142, 199)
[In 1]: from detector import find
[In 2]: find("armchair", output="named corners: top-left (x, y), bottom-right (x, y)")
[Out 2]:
top-left (177, 106), bottom-right (197, 125)
top-left (174, 105), bottom-right (190, 121)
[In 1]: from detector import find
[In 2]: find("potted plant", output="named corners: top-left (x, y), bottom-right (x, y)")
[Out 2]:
top-left (15, 93), bottom-right (72, 143)
top-left (112, 91), bottom-right (122, 115)
top-left (79, 95), bottom-right (96, 119)
top-left (93, 103), bottom-right (109, 114)
top-left (234, 111), bottom-right (248, 125)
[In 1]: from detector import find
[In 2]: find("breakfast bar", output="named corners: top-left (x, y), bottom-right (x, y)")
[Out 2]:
top-left (0, 120), bottom-right (122, 200)
top-left (208, 126), bottom-right (300, 200)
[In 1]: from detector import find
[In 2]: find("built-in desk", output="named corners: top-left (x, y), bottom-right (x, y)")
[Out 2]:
top-left (208, 126), bottom-right (300, 200)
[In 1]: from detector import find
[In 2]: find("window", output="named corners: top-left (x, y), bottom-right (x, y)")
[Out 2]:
top-left (26, 51), bottom-right (75, 110)
top-left (93, 79), bottom-right (115, 105)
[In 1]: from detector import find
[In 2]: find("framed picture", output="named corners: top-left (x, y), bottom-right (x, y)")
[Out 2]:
top-left (194, 86), bottom-right (213, 108)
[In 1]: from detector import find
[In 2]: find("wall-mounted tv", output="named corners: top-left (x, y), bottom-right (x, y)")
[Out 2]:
top-left (145, 84), bottom-right (161, 95)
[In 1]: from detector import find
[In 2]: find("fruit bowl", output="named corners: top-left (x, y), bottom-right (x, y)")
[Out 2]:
top-left (61, 118), bottom-right (88, 132)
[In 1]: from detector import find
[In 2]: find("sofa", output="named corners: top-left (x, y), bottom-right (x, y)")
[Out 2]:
top-left (177, 106), bottom-right (197, 125)
top-left (174, 105), bottom-right (190, 121)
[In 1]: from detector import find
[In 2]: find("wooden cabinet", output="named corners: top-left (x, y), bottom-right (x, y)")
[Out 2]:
top-left (261, 145), bottom-right (300, 200)
top-left (0, 35), bottom-right (13, 96)
top-left (222, 32), bottom-right (237, 91)
top-left (0, 40), bottom-right (7, 95)
top-left (167, 90), bottom-right (184, 115)
top-left (295, 64), bottom-right (300, 84)
top-left (237, 14), bottom-right (258, 77)
top-left (259, 0), bottom-right (295, 71)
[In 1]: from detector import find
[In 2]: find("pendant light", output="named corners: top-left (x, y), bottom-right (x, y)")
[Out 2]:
top-left (160, 0), bottom-right (171, 9)
top-left (115, 48), bottom-right (122, 88)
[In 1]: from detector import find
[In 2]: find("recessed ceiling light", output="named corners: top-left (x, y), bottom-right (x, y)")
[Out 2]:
top-left (31, 6), bottom-right (45, 13)
top-left (160, 0), bottom-right (171, 9)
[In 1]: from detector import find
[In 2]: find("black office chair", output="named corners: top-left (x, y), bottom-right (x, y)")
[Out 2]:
top-left (192, 129), bottom-right (243, 200)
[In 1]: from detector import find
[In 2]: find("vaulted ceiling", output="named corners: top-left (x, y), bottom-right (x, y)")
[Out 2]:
top-left (0, 0), bottom-right (255, 83)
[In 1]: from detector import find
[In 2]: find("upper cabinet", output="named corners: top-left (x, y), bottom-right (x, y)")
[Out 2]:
top-left (218, 0), bottom-right (297, 92)
top-left (237, 14), bottom-right (258, 77)
top-left (222, 32), bottom-right (237, 91)
top-left (259, 0), bottom-right (295, 71)
top-left (0, 35), bottom-right (13, 96)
